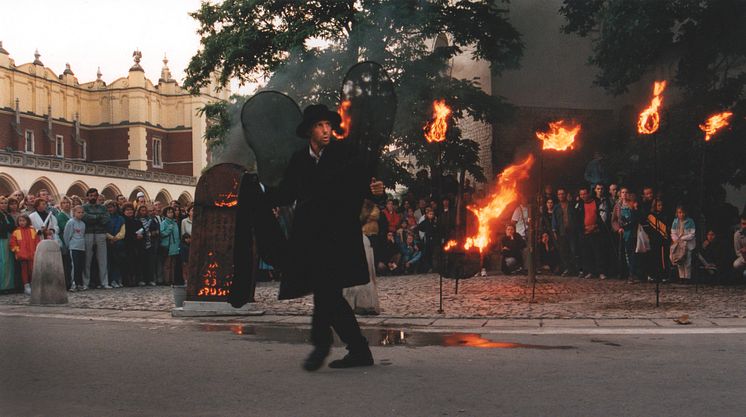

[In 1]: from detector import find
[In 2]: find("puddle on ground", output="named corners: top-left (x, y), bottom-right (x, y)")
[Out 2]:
top-left (197, 324), bottom-right (575, 350)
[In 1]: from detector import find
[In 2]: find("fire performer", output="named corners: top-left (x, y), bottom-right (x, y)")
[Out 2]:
top-left (266, 104), bottom-right (385, 371)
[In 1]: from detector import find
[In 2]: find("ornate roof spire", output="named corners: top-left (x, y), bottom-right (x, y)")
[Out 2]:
top-left (63, 63), bottom-right (74, 76)
top-left (159, 53), bottom-right (173, 82)
top-left (129, 49), bottom-right (143, 72)
top-left (33, 48), bottom-right (43, 65)
top-left (96, 66), bottom-right (102, 80)
top-left (0, 41), bottom-right (8, 55)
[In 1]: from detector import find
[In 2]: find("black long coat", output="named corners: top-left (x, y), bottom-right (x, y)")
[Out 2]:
top-left (269, 141), bottom-right (371, 300)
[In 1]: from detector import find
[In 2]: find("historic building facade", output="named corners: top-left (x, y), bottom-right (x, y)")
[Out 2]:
top-left (0, 43), bottom-right (229, 204)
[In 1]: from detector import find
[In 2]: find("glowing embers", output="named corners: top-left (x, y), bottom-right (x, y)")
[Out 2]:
top-left (197, 251), bottom-right (233, 298)
top-left (535, 120), bottom-right (581, 151)
top-left (332, 99), bottom-right (352, 140)
top-left (699, 111), bottom-right (733, 141)
top-left (443, 240), bottom-right (458, 251)
top-left (424, 99), bottom-right (452, 143)
top-left (463, 155), bottom-right (535, 253)
top-left (637, 80), bottom-right (667, 135)
top-left (214, 178), bottom-right (238, 207)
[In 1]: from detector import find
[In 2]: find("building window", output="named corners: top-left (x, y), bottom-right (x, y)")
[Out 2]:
top-left (24, 130), bottom-right (34, 153)
top-left (55, 135), bottom-right (64, 158)
top-left (81, 140), bottom-right (87, 161)
top-left (153, 137), bottom-right (163, 168)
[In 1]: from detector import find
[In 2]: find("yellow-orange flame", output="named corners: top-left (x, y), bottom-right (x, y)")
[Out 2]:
top-left (535, 120), bottom-right (581, 151)
top-left (443, 240), bottom-right (458, 251)
top-left (463, 155), bottom-right (535, 253)
top-left (197, 251), bottom-right (232, 297)
top-left (637, 80), bottom-right (666, 134)
top-left (424, 99), bottom-right (451, 143)
top-left (699, 111), bottom-right (733, 141)
top-left (332, 99), bottom-right (352, 140)
top-left (214, 178), bottom-right (239, 207)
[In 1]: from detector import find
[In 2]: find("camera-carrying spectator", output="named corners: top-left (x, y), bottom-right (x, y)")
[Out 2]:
top-left (670, 206), bottom-right (696, 282)
top-left (399, 232), bottom-right (422, 274)
top-left (500, 224), bottom-right (526, 274)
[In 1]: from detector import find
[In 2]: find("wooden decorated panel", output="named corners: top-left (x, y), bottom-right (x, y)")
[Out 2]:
top-left (187, 163), bottom-right (245, 302)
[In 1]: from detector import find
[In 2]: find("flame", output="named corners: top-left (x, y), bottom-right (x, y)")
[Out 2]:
top-left (214, 178), bottom-right (239, 207)
top-left (332, 100), bottom-right (352, 140)
top-left (637, 80), bottom-right (667, 135)
top-left (197, 251), bottom-right (233, 297)
top-left (463, 155), bottom-right (534, 253)
top-left (535, 120), bottom-right (581, 151)
top-left (424, 99), bottom-right (451, 143)
top-left (699, 111), bottom-right (733, 141)
top-left (443, 240), bottom-right (458, 251)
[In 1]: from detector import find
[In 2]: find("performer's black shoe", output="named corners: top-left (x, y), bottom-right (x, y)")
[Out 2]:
top-left (303, 347), bottom-right (330, 372)
top-left (328, 348), bottom-right (374, 369)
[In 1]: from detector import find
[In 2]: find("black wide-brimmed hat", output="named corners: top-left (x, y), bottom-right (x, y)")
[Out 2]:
top-left (295, 104), bottom-right (342, 138)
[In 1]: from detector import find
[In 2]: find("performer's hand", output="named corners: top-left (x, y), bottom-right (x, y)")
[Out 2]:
top-left (370, 178), bottom-right (385, 196)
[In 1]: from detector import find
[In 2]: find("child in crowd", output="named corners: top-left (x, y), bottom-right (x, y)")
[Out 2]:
top-left (63, 206), bottom-right (87, 291)
top-left (10, 214), bottom-right (39, 295)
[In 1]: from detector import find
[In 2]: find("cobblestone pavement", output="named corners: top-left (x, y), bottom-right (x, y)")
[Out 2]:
top-left (2, 274), bottom-right (746, 319)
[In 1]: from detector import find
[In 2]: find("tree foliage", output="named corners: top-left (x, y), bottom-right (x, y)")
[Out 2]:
top-left (561, 0), bottom-right (746, 212)
top-left (185, 0), bottom-right (524, 188)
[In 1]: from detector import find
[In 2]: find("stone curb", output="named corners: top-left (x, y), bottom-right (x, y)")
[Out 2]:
top-left (3, 305), bottom-right (746, 333)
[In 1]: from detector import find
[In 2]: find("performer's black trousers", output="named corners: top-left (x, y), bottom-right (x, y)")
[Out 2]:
top-left (311, 287), bottom-right (368, 352)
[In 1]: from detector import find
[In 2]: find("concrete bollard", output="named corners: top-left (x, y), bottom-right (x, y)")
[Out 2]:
top-left (30, 240), bottom-right (68, 305)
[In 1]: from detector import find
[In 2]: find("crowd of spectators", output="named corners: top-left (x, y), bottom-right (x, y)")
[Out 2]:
top-left (361, 173), bottom-right (746, 285)
top-left (2, 172), bottom-right (745, 295)
top-left (0, 188), bottom-right (193, 295)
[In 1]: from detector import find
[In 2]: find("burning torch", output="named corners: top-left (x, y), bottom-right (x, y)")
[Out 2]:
top-left (533, 120), bottom-right (580, 301)
top-left (697, 111), bottom-right (733, 244)
top-left (637, 81), bottom-right (666, 303)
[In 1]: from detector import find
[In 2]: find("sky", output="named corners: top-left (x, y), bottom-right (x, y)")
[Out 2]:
top-left (0, 0), bottom-right (253, 93)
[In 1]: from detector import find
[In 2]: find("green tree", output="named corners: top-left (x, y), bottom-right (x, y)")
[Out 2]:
top-left (185, 0), bottom-right (524, 189)
top-left (560, 0), bottom-right (746, 214)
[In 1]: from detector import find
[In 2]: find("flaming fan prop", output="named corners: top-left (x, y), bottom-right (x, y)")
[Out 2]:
top-left (338, 61), bottom-right (397, 175)
top-left (437, 156), bottom-right (535, 312)
top-left (638, 81), bottom-right (666, 135)
top-left (332, 99), bottom-right (352, 140)
top-left (464, 155), bottom-right (535, 253)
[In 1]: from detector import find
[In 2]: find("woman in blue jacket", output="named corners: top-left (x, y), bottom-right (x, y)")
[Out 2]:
top-left (159, 206), bottom-right (181, 285)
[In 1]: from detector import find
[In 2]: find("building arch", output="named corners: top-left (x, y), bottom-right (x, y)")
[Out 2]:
top-left (65, 181), bottom-right (90, 199)
top-left (101, 183), bottom-right (122, 201)
top-left (28, 176), bottom-right (60, 202)
top-left (177, 191), bottom-right (193, 206)
top-left (128, 186), bottom-right (150, 203)
top-left (154, 189), bottom-right (173, 205)
top-left (0, 173), bottom-right (20, 197)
